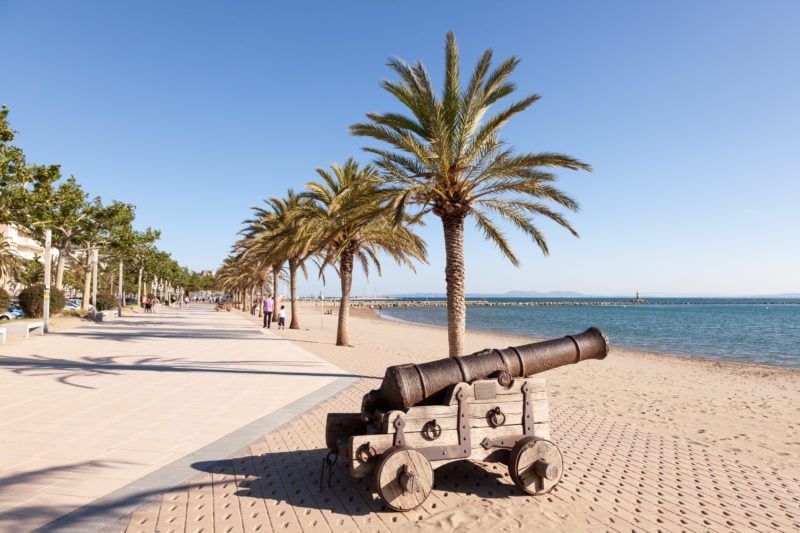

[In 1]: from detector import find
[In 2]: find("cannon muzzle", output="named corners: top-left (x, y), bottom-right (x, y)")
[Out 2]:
top-left (366, 327), bottom-right (609, 411)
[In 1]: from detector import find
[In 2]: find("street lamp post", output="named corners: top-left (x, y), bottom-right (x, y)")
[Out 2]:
top-left (43, 229), bottom-right (52, 333)
top-left (118, 260), bottom-right (123, 316)
top-left (91, 249), bottom-right (98, 319)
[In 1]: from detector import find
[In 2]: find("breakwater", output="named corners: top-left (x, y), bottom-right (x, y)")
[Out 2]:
top-left (336, 299), bottom-right (800, 308)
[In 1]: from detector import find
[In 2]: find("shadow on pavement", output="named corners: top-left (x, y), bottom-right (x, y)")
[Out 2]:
top-left (7, 446), bottom-right (520, 531)
top-left (0, 354), bottom-right (375, 389)
top-left (57, 327), bottom-right (273, 342)
top-left (190, 449), bottom-right (521, 518)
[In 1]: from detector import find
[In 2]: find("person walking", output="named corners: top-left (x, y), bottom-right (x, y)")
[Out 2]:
top-left (263, 295), bottom-right (274, 328)
top-left (277, 305), bottom-right (286, 329)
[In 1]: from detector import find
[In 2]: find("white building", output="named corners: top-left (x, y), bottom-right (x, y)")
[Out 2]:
top-left (0, 223), bottom-right (58, 295)
top-left (1, 223), bottom-right (45, 261)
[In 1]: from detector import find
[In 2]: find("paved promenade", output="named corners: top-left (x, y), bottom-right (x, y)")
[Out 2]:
top-left (0, 305), bottom-right (357, 531)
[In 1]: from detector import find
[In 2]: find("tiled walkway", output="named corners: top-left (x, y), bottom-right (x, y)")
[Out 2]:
top-left (0, 305), bottom-right (355, 531)
top-left (122, 378), bottom-right (799, 533)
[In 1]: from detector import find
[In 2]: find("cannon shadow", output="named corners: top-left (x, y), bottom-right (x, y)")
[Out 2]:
top-left (191, 448), bottom-right (524, 517)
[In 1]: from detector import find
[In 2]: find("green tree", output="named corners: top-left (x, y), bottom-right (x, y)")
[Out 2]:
top-left (24, 170), bottom-right (92, 290)
top-left (125, 228), bottom-right (160, 304)
top-left (302, 158), bottom-right (427, 346)
top-left (0, 105), bottom-right (31, 223)
top-left (71, 199), bottom-right (136, 310)
top-left (351, 32), bottom-right (590, 356)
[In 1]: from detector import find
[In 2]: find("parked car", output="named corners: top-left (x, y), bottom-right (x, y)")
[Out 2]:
top-left (65, 299), bottom-right (92, 311)
top-left (0, 303), bottom-right (23, 320)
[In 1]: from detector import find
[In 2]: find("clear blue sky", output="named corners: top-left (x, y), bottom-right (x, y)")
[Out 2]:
top-left (2, 1), bottom-right (798, 297)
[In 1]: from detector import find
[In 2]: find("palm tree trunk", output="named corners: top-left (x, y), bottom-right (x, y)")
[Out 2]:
top-left (442, 213), bottom-right (467, 357)
top-left (336, 249), bottom-right (355, 346)
top-left (288, 258), bottom-right (299, 329)
top-left (272, 265), bottom-right (280, 323)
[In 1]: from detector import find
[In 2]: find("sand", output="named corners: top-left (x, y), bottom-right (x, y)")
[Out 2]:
top-left (275, 302), bottom-right (800, 479)
top-left (252, 301), bottom-right (800, 530)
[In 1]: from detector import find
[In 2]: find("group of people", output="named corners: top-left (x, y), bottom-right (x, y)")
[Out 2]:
top-left (142, 294), bottom-right (192, 313)
top-left (262, 295), bottom-right (286, 329)
top-left (142, 296), bottom-right (160, 313)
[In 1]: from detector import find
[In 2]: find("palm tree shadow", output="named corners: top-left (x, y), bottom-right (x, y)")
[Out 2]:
top-left (0, 459), bottom-right (146, 531)
top-left (191, 448), bottom-right (522, 517)
top-left (0, 354), bottom-right (375, 389)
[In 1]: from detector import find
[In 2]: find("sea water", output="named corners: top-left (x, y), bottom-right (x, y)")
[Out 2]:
top-left (380, 298), bottom-right (800, 369)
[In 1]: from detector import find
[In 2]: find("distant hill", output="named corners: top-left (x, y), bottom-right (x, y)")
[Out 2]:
top-left (389, 291), bottom-right (800, 299)
top-left (390, 290), bottom-right (588, 298)
top-left (497, 290), bottom-right (587, 298)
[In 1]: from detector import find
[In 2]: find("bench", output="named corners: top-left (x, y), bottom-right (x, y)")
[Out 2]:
top-left (5, 321), bottom-right (45, 338)
top-left (0, 326), bottom-right (5, 344)
top-left (93, 310), bottom-right (119, 322)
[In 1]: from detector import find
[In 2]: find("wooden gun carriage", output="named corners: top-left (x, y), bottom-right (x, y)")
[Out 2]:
top-left (325, 327), bottom-right (609, 511)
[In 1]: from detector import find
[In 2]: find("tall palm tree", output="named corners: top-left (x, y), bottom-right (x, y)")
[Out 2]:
top-left (246, 191), bottom-right (318, 329)
top-left (216, 253), bottom-right (260, 309)
top-left (301, 158), bottom-right (427, 346)
top-left (239, 195), bottom-right (303, 327)
top-left (351, 31), bottom-right (591, 357)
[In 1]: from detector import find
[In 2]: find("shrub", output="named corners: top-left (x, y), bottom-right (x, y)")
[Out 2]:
top-left (50, 287), bottom-right (65, 313)
top-left (0, 288), bottom-right (10, 309)
top-left (94, 292), bottom-right (118, 311)
top-left (18, 284), bottom-right (65, 317)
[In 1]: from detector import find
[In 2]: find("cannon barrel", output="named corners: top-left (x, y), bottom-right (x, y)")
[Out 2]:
top-left (367, 327), bottom-right (609, 411)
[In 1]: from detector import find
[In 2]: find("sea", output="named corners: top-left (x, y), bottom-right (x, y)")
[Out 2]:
top-left (378, 298), bottom-right (800, 370)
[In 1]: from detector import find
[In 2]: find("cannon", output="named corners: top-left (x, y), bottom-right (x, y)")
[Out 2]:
top-left (324, 327), bottom-right (609, 511)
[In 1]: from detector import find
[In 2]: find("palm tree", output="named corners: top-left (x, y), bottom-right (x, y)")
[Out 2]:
top-left (239, 197), bottom-right (294, 325)
top-left (301, 157), bottom-right (427, 346)
top-left (243, 191), bottom-right (319, 329)
top-left (0, 234), bottom-right (21, 289)
top-left (216, 253), bottom-right (260, 309)
top-left (351, 31), bottom-right (591, 357)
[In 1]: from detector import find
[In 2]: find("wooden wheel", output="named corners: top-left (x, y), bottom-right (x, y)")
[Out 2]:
top-left (508, 437), bottom-right (563, 495)
top-left (374, 446), bottom-right (434, 511)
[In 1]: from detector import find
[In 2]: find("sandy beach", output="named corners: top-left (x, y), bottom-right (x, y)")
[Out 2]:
top-left (214, 301), bottom-right (799, 531)
top-left (277, 302), bottom-right (800, 477)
